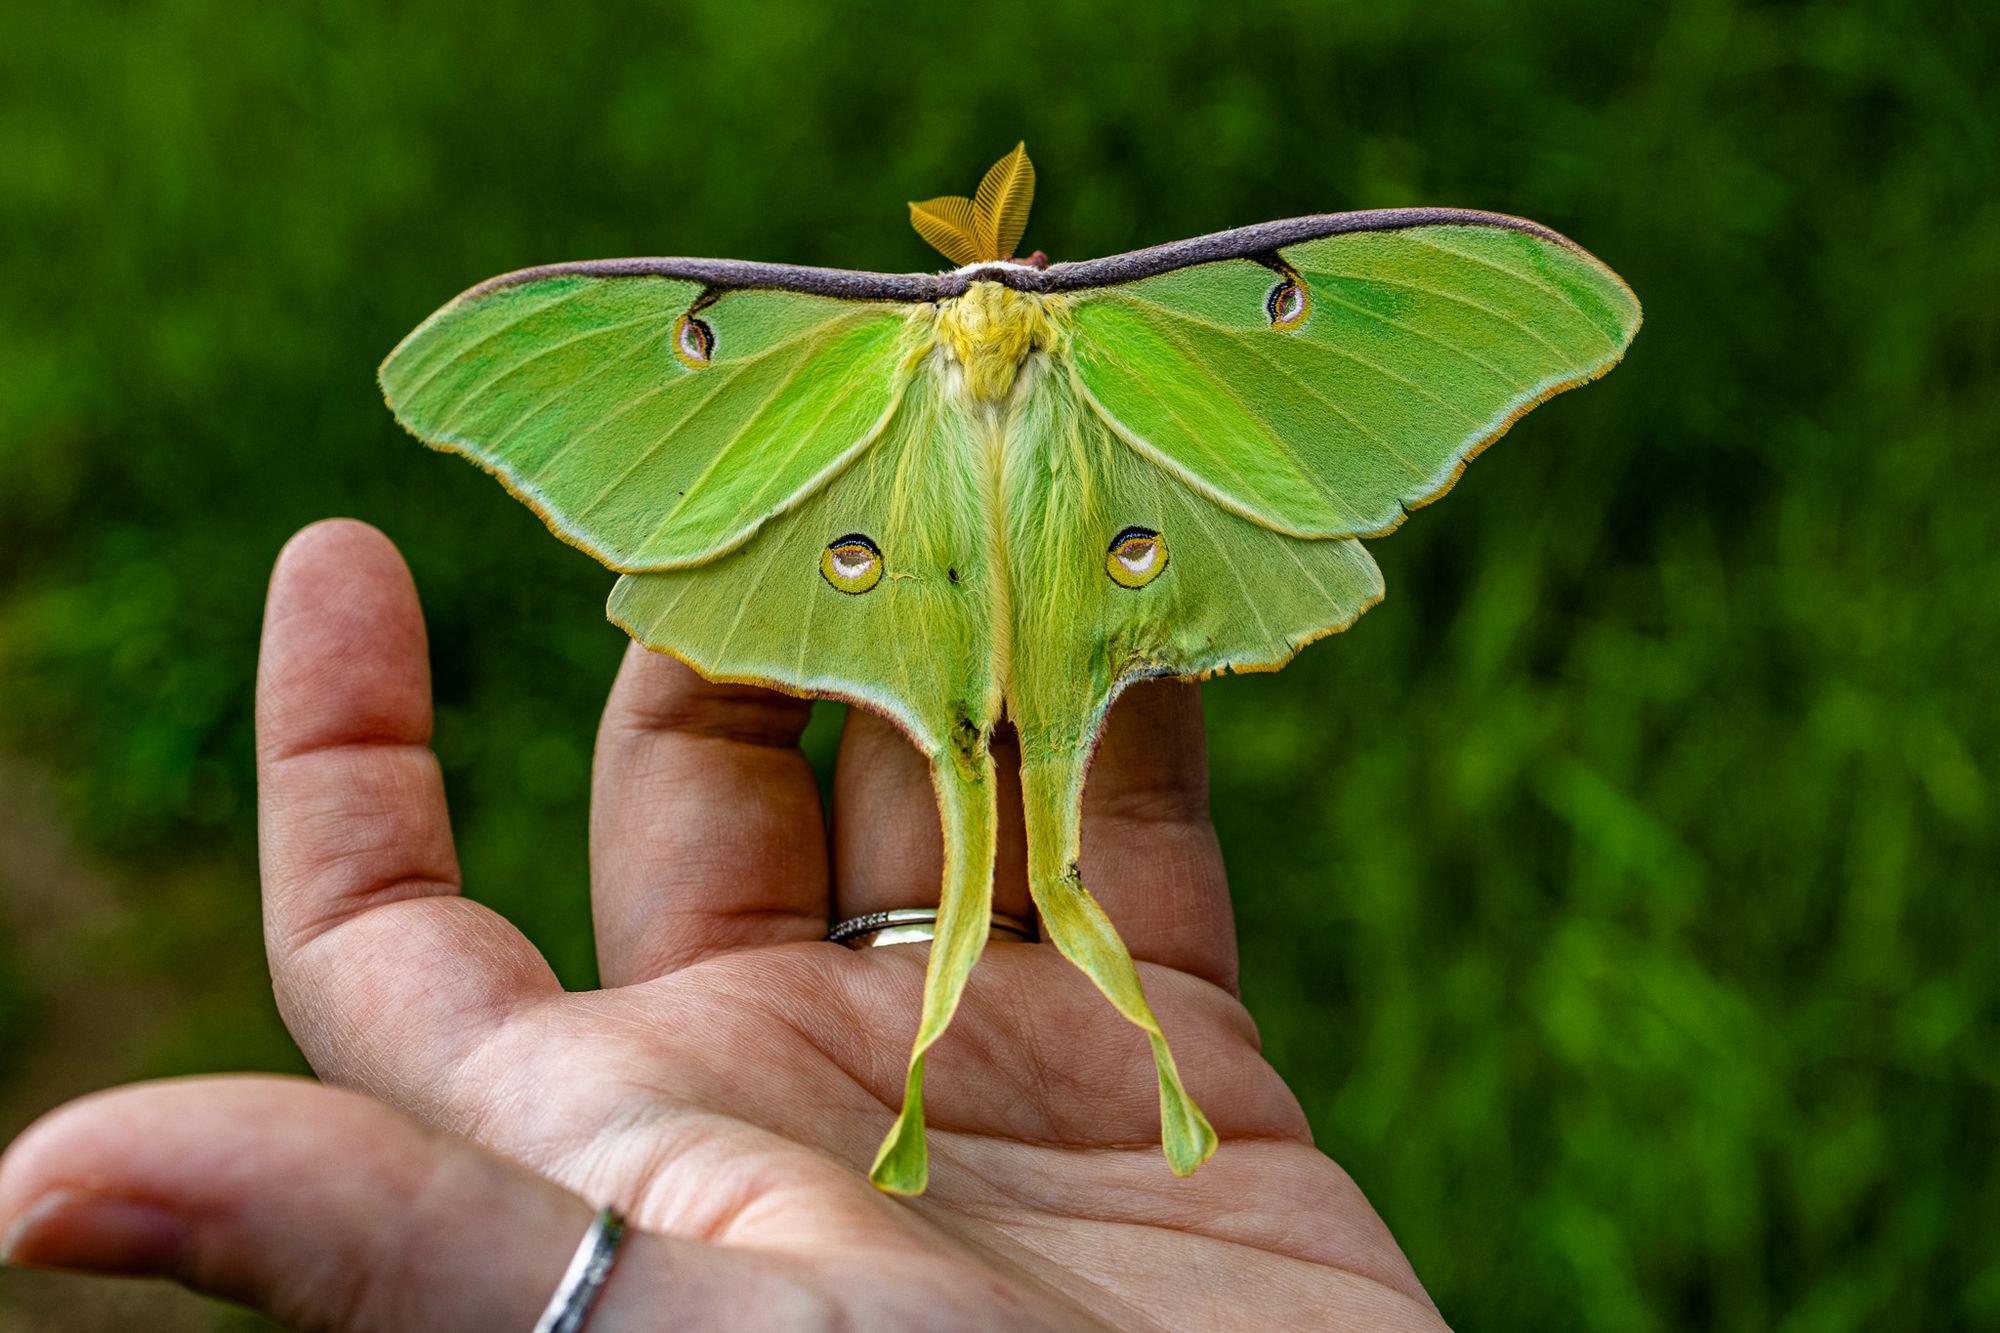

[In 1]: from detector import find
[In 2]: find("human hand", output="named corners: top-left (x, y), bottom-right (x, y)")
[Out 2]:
top-left (0, 520), bottom-right (1446, 1331)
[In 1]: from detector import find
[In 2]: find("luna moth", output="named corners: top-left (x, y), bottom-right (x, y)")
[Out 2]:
top-left (380, 143), bottom-right (1640, 1195)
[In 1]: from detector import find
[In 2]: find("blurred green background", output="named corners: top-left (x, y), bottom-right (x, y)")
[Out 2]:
top-left (1, 0), bottom-right (1994, 1327)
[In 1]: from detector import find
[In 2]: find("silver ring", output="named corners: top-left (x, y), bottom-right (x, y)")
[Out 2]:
top-left (829, 908), bottom-right (1035, 948)
top-left (532, 1207), bottom-right (626, 1333)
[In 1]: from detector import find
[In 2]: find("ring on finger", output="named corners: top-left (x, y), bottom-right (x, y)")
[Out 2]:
top-left (532, 1206), bottom-right (626, 1333)
top-left (828, 909), bottom-right (1034, 949)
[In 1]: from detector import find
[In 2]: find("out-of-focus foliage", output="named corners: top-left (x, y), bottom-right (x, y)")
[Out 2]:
top-left (0, 0), bottom-right (1993, 1328)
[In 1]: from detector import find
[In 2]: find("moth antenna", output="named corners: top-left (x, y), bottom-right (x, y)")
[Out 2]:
top-left (910, 142), bottom-right (1035, 265)
top-left (974, 141), bottom-right (1035, 261)
top-left (909, 195), bottom-right (983, 267)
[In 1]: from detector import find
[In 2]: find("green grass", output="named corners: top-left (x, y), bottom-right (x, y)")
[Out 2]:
top-left (1, 0), bottom-right (1995, 1328)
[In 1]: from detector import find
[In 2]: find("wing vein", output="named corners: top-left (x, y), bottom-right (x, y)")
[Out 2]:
top-left (396, 284), bottom-right (596, 403)
top-left (482, 323), bottom-right (662, 452)
top-left (436, 311), bottom-right (663, 434)
top-left (1110, 289), bottom-right (1485, 428)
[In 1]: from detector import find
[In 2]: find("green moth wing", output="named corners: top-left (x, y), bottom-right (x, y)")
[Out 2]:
top-left (1066, 220), bottom-right (1639, 538)
top-left (608, 367), bottom-right (1001, 1192)
top-left (1002, 374), bottom-right (1385, 1176)
top-left (380, 270), bottom-right (916, 570)
top-left (382, 171), bottom-right (1640, 1199)
top-left (1001, 216), bottom-right (1634, 1183)
top-left (607, 365), bottom-right (994, 756)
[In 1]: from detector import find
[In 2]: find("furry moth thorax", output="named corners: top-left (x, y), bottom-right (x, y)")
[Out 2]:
top-left (932, 283), bottom-right (1067, 404)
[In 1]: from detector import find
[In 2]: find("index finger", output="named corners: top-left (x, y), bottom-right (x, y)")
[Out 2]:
top-left (257, 520), bottom-right (556, 1107)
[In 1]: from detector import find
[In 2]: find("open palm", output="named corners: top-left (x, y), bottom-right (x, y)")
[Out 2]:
top-left (0, 521), bottom-right (1444, 1332)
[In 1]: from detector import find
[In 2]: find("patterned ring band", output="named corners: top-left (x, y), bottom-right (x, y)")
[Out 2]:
top-left (829, 908), bottom-right (1036, 949)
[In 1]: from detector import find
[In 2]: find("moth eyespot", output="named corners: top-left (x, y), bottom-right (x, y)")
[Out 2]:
top-left (672, 314), bottom-right (715, 369)
top-left (1265, 277), bottom-right (1310, 332)
top-left (1105, 526), bottom-right (1168, 589)
top-left (821, 533), bottom-right (883, 594)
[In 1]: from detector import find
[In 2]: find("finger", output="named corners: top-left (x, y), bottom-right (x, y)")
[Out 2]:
top-left (828, 707), bottom-right (1034, 931)
top-left (590, 644), bottom-right (829, 984)
top-left (0, 1078), bottom-right (824, 1331)
top-left (258, 520), bottom-right (557, 1104)
top-left (1077, 681), bottom-right (1236, 991)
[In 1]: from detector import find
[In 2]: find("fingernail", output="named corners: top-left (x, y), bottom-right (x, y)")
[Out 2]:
top-left (1, 1190), bottom-right (186, 1275)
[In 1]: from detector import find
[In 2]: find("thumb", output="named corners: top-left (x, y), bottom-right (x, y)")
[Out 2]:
top-left (0, 1077), bottom-right (822, 1331)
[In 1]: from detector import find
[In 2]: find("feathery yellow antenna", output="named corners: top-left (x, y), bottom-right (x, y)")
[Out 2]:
top-left (908, 195), bottom-right (984, 267)
top-left (973, 142), bottom-right (1035, 261)
top-left (909, 142), bottom-right (1035, 266)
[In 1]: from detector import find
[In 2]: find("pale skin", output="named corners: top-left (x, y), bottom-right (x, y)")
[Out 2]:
top-left (0, 520), bottom-right (1448, 1331)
